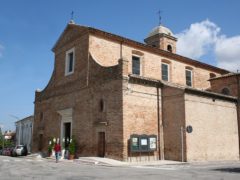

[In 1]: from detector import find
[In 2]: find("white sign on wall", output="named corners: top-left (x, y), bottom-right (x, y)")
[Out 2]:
top-left (149, 137), bottom-right (156, 149)
top-left (141, 139), bottom-right (148, 146)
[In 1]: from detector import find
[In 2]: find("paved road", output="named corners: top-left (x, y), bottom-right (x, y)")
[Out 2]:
top-left (0, 156), bottom-right (240, 180)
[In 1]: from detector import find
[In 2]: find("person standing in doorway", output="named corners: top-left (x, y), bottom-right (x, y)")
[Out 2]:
top-left (54, 140), bottom-right (61, 163)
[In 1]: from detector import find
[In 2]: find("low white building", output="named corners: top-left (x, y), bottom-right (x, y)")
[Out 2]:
top-left (15, 116), bottom-right (34, 153)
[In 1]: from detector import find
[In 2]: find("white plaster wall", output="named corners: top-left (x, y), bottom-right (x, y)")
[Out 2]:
top-left (15, 116), bottom-right (33, 152)
top-left (184, 94), bottom-right (239, 161)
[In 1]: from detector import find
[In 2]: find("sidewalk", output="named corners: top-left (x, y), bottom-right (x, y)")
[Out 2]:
top-left (74, 157), bottom-right (186, 167)
top-left (22, 153), bottom-right (186, 166)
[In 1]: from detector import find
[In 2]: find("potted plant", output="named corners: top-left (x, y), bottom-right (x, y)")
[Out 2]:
top-left (68, 138), bottom-right (76, 160)
top-left (48, 139), bottom-right (54, 157)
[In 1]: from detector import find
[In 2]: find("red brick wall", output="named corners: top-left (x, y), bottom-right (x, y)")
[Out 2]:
top-left (210, 76), bottom-right (238, 97)
top-left (162, 86), bottom-right (185, 161)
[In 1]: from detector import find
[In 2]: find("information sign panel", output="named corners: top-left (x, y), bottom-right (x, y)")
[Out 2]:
top-left (130, 135), bottom-right (140, 152)
top-left (149, 136), bottom-right (157, 151)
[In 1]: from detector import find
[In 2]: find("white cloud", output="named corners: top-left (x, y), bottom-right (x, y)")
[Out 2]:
top-left (215, 36), bottom-right (240, 72)
top-left (176, 19), bottom-right (240, 72)
top-left (176, 19), bottom-right (220, 59)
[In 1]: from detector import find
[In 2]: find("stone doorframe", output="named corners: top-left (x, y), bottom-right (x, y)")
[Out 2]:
top-left (57, 108), bottom-right (73, 147)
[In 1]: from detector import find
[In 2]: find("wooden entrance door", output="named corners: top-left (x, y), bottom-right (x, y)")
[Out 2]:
top-left (64, 122), bottom-right (71, 148)
top-left (98, 132), bottom-right (105, 157)
top-left (38, 134), bottom-right (43, 151)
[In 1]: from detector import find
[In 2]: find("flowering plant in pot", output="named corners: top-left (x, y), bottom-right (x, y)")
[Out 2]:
top-left (68, 138), bottom-right (76, 160)
top-left (48, 139), bottom-right (54, 157)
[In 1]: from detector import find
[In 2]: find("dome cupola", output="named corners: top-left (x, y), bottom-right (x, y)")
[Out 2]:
top-left (144, 25), bottom-right (177, 53)
top-left (147, 25), bottom-right (173, 37)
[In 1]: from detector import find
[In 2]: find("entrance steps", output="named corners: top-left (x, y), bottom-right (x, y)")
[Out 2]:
top-left (75, 157), bottom-right (127, 166)
top-left (75, 157), bottom-right (184, 166)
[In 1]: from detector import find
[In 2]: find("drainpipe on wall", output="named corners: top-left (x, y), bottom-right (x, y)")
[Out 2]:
top-left (180, 126), bottom-right (185, 162)
top-left (157, 82), bottom-right (164, 160)
top-left (237, 75), bottom-right (240, 159)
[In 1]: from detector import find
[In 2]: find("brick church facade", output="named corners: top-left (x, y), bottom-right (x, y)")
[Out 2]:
top-left (32, 21), bottom-right (240, 162)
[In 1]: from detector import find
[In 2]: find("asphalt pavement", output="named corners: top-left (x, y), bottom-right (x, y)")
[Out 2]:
top-left (0, 156), bottom-right (240, 180)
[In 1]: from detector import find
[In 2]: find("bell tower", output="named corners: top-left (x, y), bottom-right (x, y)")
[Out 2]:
top-left (144, 25), bottom-right (177, 53)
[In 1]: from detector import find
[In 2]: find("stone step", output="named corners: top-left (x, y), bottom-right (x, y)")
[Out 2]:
top-left (74, 158), bottom-right (110, 166)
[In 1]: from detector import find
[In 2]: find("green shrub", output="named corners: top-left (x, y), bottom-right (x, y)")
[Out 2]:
top-left (69, 138), bottom-right (76, 155)
top-left (48, 138), bottom-right (54, 153)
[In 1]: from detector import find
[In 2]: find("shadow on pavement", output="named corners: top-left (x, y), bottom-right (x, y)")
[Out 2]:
top-left (212, 168), bottom-right (240, 173)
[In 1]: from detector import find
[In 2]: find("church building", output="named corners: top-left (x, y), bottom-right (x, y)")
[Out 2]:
top-left (32, 20), bottom-right (240, 162)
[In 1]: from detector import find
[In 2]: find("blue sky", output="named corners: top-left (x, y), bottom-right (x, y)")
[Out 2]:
top-left (0, 0), bottom-right (240, 131)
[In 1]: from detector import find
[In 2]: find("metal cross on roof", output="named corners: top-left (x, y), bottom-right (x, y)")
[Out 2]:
top-left (157, 10), bottom-right (162, 25)
top-left (71, 11), bottom-right (74, 21)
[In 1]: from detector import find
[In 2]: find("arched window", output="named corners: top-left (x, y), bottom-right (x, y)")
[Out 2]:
top-left (185, 67), bottom-right (193, 87)
top-left (132, 56), bottom-right (141, 75)
top-left (161, 59), bottom-right (171, 82)
top-left (161, 63), bottom-right (169, 81)
top-left (167, 45), bottom-right (172, 52)
top-left (221, 88), bottom-right (230, 95)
